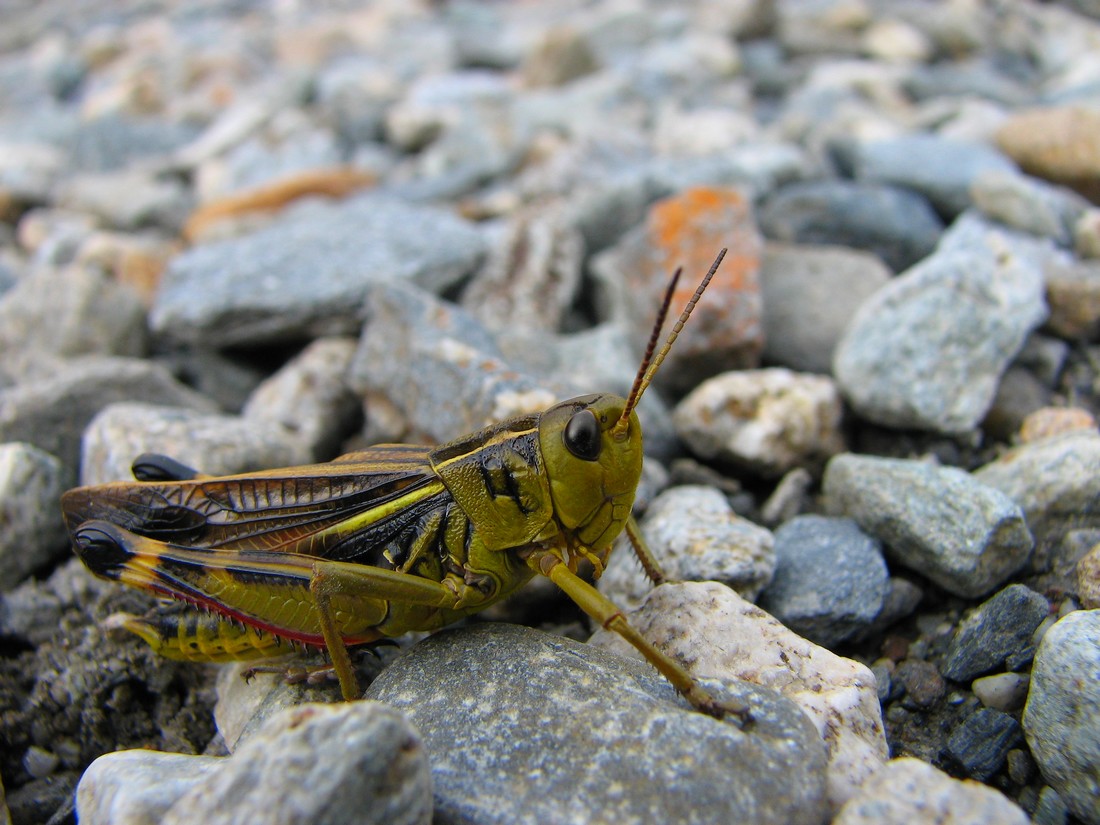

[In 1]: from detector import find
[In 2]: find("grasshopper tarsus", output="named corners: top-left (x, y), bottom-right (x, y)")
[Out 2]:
top-left (62, 251), bottom-right (737, 720)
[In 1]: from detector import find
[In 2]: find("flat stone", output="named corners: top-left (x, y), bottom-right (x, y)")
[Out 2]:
top-left (971, 169), bottom-right (1091, 246)
top-left (367, 622), bottom-right (827, 825)
top-left (823, 454), bottom-right (1033, 598)
top-left (241, 337), bottom-right (360, 460)
top-left (0, 357), bottom-right (216, 485)
top-left (945, 708), bottom-right (1024, 781)
top-left (974, 430), bottom-right (1100, 565)
top-left (151, 194), bottom-right (485, 348)
top-left (995, 106), bottom-right (1100, 202)
top-left (350, 283), bottom-right (561, 444)
top-left (592, 186), bottom-right (765, 393)
top-left (848, 134), bottom-right (1016, 217)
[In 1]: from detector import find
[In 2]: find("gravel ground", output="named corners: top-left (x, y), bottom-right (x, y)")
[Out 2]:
top-left (1, 1), bottom-right (1099, 824)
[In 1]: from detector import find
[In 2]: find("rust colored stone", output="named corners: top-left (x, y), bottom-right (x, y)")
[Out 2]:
top-left (184, 167), bottom-right (376, 241)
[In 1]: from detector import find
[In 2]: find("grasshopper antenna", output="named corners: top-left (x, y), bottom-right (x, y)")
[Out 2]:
top-left (613, 247), bottom-right (727, 437)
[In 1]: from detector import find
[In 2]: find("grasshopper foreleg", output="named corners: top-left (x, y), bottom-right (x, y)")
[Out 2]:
top-left (529, 550), bottom-right (749, 723)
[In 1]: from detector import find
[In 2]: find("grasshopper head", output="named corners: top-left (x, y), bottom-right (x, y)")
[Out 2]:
top-left (538, 393), bottom-right (643, 552)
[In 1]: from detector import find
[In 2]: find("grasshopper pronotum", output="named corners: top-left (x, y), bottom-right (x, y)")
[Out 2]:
top-left (62, 248), bottom-right (746, 720)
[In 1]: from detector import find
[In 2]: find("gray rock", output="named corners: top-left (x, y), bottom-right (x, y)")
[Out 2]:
top-left (159, 703), bottom-right (432, 825)
top-left (70, 114), bottom-right (199, 173)
top-left (940, 585), bottom-right (1050, 682)
top-left (846, 135), bottom-right (1017, 217)
top-left (151, 194), bottom-right (485, 347)
top-left (945, 708), bottom-right (1024, 781)
top-left (971, 169), bottom-right (1091, 246)
top-left (758, 180), bottom-right (943, 273)
top-left (55, 169), bottom-right (193, 232)
top-left (79, 402), bottom-right (315, 486)
top-left (760, 243), bottom-right (891, 373)
top-left (982, 366), bottom-right (1051, 442)
top-left (832, 757), bottom-right (1029, 825)
top-left (1023, 609), bottom-right (1100, 825)
top-left (832, 237), bottom-right (1047, 434)
top-left (0, 264), bottom-right (147, 360)
top-left (0, 357), bottom-right (216, 485)
top-left (241, 337), bottom-right (360, 460)
top-left (598, 485), bottom-right (776, 611)
top-left (460, 201), bottom-right (584, 334)
top-left (974, 431), bottom-right (1100, 565)
top-left (823, 454), bottom-right (1033, 598)
top-left (76, 750), bottom-right (223, 825)
top-left (0, 442), bottom-right (67, 590)
top-left (350, 283), bottom-right (562, 444)
top-left (366, 622), bottom-right (828, 825)
top-left (674, 368), bottom-right (846, 478)
top-left (759, 516), bottom-right (889, 649)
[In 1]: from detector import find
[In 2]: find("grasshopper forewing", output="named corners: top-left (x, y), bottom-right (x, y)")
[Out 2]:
top-left (62, 248), bottom-right (746, 720)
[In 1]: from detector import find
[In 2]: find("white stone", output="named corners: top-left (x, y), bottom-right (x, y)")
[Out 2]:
top-left (833, 757), bottom-right (1028, 824)
top-left (76, 749), bottom-right (222, 825)
top-left (589, 581), bottom-right (887, 811)
top-left (673, 368), bottom-right (846, 478)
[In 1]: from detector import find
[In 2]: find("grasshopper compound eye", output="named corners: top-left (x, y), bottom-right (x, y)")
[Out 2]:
top-left (563, 409), bottom-right (601, 461)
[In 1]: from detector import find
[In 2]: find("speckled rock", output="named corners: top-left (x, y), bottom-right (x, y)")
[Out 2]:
top-left (673, 369), bottom-right (846, 478)
top-left (1023, 610), bottom-right (1100, 825)
top-left (995, 106), bottom-right (1100, 202)
top-left (367, 622), bottom-right (828, 825)
top-left (759, 515), bottom-right (889, 648)
top-left (1078, 543), bottom-right (1100, 609)
top-left (590, 581), bottom-right (888, 811)
top-left (159, 702), bottom-right (432, 825)
top-left (833, 234), bottom-right (1047, 434)
top-left (833, 757), bottom-right (1029, 825)
top-left (593, 187), bottom-right (764, 393)
top-left (823, 454), bottom-right (1033, 598)
top-left (598, 485), bottom-right (776, 611)
top-left (940, 585), bottom-right (1050, 682)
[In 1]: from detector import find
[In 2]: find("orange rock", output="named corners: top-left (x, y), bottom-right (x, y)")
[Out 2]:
top-left (995, 107), bottom-right (1100, 204)
top-left (1019, 406), bottom-right (1098, 444)
top-left (184, 167), bottom-right (376, 241)
top-left (620, 186), bottom-right (764, 392)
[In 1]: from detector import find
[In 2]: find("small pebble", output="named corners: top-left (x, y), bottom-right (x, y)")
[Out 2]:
top-left (972, 672), bottom-right (1030, 713)
top-left (945, 707), bottom-right (1024, 781)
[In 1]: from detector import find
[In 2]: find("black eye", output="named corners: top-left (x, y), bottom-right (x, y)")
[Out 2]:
top-left (563, 409), bottom-right (602, 461)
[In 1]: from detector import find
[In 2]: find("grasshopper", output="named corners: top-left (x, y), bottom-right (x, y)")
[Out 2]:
top-left (62, 248), bottom-right (746, 720)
